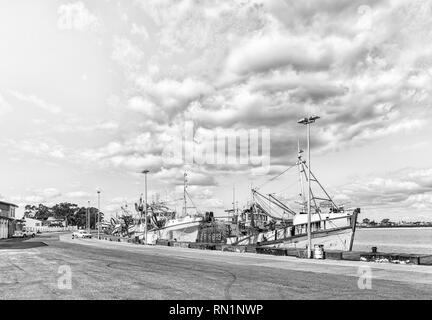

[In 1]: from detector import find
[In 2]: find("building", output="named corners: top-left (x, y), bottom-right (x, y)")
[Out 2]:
top-left (23, 217), bottom-right (78, 233)
top-left (0, 200), bottom-right (19, 239)
top-left (23, 217), bottom-right (43, 231)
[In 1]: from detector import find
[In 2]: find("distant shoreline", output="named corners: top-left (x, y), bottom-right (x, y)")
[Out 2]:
top-left (358, 225), bottom-right (432, 229)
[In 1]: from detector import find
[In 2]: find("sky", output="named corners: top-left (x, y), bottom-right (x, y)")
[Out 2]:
top-left (0, 0), bottom-right (432, 222)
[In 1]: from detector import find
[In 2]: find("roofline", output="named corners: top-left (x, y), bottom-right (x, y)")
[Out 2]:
top-left (0, 216), bottom-right (21, 221)
top-left (0, 201), bottom-right (18, 208)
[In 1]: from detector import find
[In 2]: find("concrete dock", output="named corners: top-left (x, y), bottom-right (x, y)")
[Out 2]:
top-left (0, 232), bottom-right (431, 299)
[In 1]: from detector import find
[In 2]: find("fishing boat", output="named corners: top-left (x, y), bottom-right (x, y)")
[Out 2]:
top-left (145, 173), bottom-right (206, 244)
top-left (223, 138), bottom-right (360, 252)
top-left (197, 116), bottom-right (360, 253)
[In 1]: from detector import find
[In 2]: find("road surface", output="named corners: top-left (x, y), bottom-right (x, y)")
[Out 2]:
top-left (0, 232), bottom-right (431, 299)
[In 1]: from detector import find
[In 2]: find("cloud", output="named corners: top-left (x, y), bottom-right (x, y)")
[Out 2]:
top-left (154, 168), bottom-right (217, 187)
top-left (57, 2), bottom-right (101, 31)
top-left (6, 0), bottom-right (428, 214)
top-left (12, 188), bottom-right (62, 206)
top-left (131, 23), bottom-right (150, 39)
top-left (0, 138), bottom-right (66, 160)
top-left (335, 167), bottom-right (432, 211)
top-left (111, 37), bottom-right (145, 71)
top-left (132, 76), bottom-right (214, 121)
top-left (9, 91), bottom-right (61, 114)
top-left (65, 191), bottom-right (91, 199)
top-left (52, 120), bottom-right (119, 133)
top-left (0, 94), bottom-right (12, 116)
top-left (223, 33), bottom-right (335, 77)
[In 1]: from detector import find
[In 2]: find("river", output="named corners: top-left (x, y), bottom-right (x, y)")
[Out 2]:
top-left (353, 227), bottom-right (432, 254)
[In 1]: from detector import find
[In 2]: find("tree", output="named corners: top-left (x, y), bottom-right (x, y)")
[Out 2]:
top-left (380, 218), bottom-right (390, 225)
top-left (33, 204), bottom-right (52, 220)
top-left (22, 202), bottom-right (104, 229)
top-left (74, 207), bottom-right (104, 229)
top-left (24, 205), bottom-right (38, 218)
top-left (362, 218), bottom-right (370, 225)
top-left (52, 203), bottom-right (79, 225)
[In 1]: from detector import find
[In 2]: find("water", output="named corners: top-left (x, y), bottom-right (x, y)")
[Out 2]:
top-left (353, 227), bottom-right (432, 254)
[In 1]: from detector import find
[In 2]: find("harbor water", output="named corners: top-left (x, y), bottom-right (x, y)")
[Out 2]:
top-left (353, 227), bottom-right (432, 254)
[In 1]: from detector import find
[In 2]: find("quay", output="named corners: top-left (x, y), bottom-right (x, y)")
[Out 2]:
top-left (2, 232), bottom-right (432, 300)
top-left (97, 234), bottom-right (432, 266)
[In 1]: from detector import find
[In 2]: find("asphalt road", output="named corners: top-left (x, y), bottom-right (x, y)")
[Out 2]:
top-left (0, 232), bottom-right (432, 300)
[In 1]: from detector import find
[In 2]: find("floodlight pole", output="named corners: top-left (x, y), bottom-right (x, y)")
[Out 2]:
top-left (97, 190), bottom-right (101, 240)
top-left (298, 115), bottom-right (320, 259)
top-left (87, 200), bottom-right (90, 234)
top-left (142, 170), bottom-right (149, 245)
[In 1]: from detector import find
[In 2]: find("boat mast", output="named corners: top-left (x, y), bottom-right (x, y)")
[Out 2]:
top-left (183, 172), bottom-right (188, 217)
top-left (297, 140), bottom-right (306, 213)
top-left (232, 184), bottom-right (235, 220)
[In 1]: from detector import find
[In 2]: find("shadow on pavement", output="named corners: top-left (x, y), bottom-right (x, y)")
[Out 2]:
top-left (0, 237), bottom-right (48, 250)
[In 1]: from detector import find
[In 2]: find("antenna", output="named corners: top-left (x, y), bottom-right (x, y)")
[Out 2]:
top-left (183, 172), bottom-right (188, 217)
top-left (297, 140), bottom-right (306, 212)
top-left (232, 184), bottom-right (236, 219)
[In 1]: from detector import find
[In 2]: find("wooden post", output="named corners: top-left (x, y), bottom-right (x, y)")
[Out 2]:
top-left (349, 208), bottom-right (360, 251)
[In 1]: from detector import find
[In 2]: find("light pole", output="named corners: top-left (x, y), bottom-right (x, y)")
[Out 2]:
top-left (87, 200), bottom-right (90, 234)
top-left (298, 115), bottom-right (320, 258)
top-left (97, 190), bottom-right (101, 240)
top-left (142, 170), bottom-right (149, 245)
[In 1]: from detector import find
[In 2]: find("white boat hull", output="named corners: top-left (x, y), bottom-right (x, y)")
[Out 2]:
top-left (149, 216), bottom-right (203, 243)
top-left (228, 227), bottom-right (353, 251)
top-left (271, 227), bottom-right (353, 251)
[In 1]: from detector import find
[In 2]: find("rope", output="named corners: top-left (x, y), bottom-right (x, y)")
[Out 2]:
top-left (255, 164), bottom-right (297, 191)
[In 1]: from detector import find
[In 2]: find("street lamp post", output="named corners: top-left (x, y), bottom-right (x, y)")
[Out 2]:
top-left (298, 115), bottom-right (320, 259)
top-left (142, 170), bottom-right (150, 245)
top-left (97, 190), bottom-right (101, 240)
top-left (87, 200), bottom-right (91, 234)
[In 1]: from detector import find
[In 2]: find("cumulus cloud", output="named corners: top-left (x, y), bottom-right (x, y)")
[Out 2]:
top-left (0, 94), bottom-right (12, 116)
top-left (12, 188), bottom-right (62, 206)
top-left (8, 0), bottom-right (429, 216)
top-left (65, 191), bottom-right (91, 199)
top-left (132, 76), bottom-right (214, 121)
top-left (52, 120), bottom-right (119, 133)
top-left (335, 167), bottom-right (432, 211)
top-left (0, 138), bottom-right (66, 160)
top-left (108, 0), bottom-right (432, 172)
top-left (9, 91), bottom-right (61, 114)
top-left (154, 168), bottom-right (217, 187)
top-left (57, 1), bottom-right (101, 31)
top-left (131, 23), bottom-right (150, 39)
top-left (111, 37), bottom-right (145, 71)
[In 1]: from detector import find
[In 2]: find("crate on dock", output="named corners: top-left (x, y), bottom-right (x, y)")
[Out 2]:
top-left (256, 247), bottom-right (287, 256)
top-left (172, 242), bottom-right (190, 248)
top-left (156, 239), bottom-right (171, 246)
top-left (342, 251), bottom-right (366, 261)
top-left (325, 250), bottom-right (344, 260)
top-left (245, 246), bottom-right (257, 254)
top-left (286, 248), bottom-right (301, 257)
top-left (419, 255), bottom-right (432, 265)
top-left (221, 245), bottom-right (235, 252)
top-left (189, 243), bottom-right (202, 250)
top-left (295, 249), bottom-right (309, 259)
